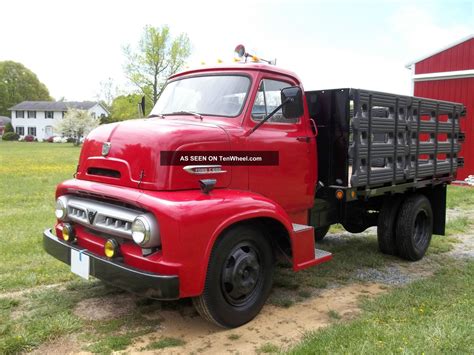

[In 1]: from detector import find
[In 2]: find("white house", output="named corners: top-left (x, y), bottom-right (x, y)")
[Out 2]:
top-left (9, 101), bottom-right (109, 141)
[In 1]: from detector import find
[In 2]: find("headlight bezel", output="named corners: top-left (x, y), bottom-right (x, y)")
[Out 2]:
top-left (55, 196), bottom-right (68, 220)
top-left (131, 214), bottom-right (159, 247)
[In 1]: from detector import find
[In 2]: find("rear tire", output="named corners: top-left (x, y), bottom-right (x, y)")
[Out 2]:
top-left (314, 225), bottom-right (330, 241)
top-left (377, 195), bottom-right (404, 255)
top-left (342, 222), bottom-right (367, 234)
top-left (395, 194), bottom-right (433, 261)
top-left (193, 225), bottom-right (274, 328)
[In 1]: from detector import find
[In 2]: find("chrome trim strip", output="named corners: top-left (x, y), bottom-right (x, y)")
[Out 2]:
top-left (183, 165), bottom-right (227, 175)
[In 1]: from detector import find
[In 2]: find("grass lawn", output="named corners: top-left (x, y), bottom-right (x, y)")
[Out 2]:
top-left (0, 141), bottom-right (472, 354)
top-left (0, 141), bottom-right (81, 292)
top-left (290, 260), bottom-right (473, 354)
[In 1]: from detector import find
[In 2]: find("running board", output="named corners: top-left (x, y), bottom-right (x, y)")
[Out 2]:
top-left (291, 223), bottom-right (333, 271)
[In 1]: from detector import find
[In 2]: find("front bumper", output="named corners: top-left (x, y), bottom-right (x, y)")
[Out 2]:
top-left (43, 229), bottom-right (179, 300)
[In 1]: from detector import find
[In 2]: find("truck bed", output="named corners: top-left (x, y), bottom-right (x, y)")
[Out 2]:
top-left (305, 88), bottom-right (465, 195)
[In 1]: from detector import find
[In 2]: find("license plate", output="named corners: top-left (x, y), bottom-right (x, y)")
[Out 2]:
top-left (71, 249), bottom-right (90, 280)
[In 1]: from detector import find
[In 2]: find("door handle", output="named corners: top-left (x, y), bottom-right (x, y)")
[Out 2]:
top-left (310, 118), bottom-right (319, 137)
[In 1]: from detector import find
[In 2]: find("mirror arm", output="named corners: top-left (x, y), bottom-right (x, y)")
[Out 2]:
top-left (245, 98), bottom-right (290, 136)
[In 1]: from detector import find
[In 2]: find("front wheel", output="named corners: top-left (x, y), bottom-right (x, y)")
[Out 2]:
top-left (395, 194), bottom-right (433, 261)
top-left (193, 225), bottom-right (274, 328)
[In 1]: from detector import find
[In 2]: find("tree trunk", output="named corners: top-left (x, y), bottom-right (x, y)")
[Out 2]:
top-left (153, 75), bottom-right (158, 104)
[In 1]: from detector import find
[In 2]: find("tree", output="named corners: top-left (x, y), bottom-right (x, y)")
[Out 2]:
top-left (123, 25), bottom-right (191, 105)
top-left (0, 61), bottom-right (52, 116)
top-left (108, 94), bottom-right (153, 122)
top-left (95, 77), bottom-right (117, 111)
top-left (56, 109), bottom-right (99, 145)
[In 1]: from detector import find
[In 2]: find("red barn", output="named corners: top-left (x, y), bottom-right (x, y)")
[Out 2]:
top-left (406, 34), bottom-right (474, 180)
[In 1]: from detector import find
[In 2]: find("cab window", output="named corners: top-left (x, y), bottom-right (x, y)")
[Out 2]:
top-left (251, 79), bottom-right (299, 123)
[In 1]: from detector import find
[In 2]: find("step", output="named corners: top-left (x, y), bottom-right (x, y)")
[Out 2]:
top-left (292, 223), bottom-right (313, 232)
top-left (315, 248), bottom-right (333, 261)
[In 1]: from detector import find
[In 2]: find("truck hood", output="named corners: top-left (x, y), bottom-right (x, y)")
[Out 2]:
top-left (76, 118), bottom-right (231, 191)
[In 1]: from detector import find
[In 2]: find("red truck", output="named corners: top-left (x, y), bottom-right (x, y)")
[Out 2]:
top-left (43, 50), bottom-right (464, 328)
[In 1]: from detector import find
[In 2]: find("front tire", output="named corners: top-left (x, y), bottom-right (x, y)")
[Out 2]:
top-left (395, 194), bottom-right (433, 261)
top-left (193, 225), bottom-right (274, 328)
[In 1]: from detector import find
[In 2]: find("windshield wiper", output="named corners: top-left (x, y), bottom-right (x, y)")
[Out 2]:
top-left (148, 114), bottom-right (165, 119)
top-left (166, 111), bottom-right (203, 120)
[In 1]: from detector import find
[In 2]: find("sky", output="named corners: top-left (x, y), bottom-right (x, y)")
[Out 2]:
top-left (0, 0), bottom-right (472, 102)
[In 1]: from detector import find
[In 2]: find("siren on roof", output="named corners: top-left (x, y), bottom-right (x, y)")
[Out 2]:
top-left (234, 44), bottom-right (276, 65)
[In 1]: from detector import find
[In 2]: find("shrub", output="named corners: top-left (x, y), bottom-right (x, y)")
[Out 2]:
top-left (2, 132), bottom-right (19, 141)
top-left (47, 136), bottom-right (56, 143)
top-left (24, 135), bottom-right (35, 142)
top-left (66, 137), bottom-right (75, 143)
top-left (4, 122), bottom-right (14, 133)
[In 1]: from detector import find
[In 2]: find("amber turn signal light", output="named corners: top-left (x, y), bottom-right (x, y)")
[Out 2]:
top-left (62, 223), bottom-right (75, 242)
top-left (104, 239), bottom-right (119, 258)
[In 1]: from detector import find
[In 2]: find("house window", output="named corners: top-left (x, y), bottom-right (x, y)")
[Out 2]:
top-left (91, 112), bottom-right (96, 118)
top-left (27, 111), bottom-right (36, 118)
top-left (16, 126), bottom-right (24, 135)
top-left (45, 111), bottom-right (54, 119)
top-left (16, 111), bottom-right (24, 118)
top-left (28, 127), bottom-right (36, 136)
top-left (62, 111), bottom-right (66, 118)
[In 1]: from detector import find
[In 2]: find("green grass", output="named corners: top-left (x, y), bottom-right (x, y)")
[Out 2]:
top-left (143, 337), bottom-right (186, 350)
top-left (447, 185), bottom-right (474, 209)
top-left (445, 216), bottom-right (471, 236)
top-left (227, 333), bottom-right (241, 340)
top-left (0, 280), bottom-right (159, 354)
top-left (327, 310), bottom-right (341, 320)
top-left (289, 260), bottom-right (474, 354)
top-left (0, 141), bottom-right (81, 291)
top-left (429, 235), bottom-right (460, 254)
top-left (0, 288), bottom-right (83, 354)
top-left (257, 342), bottom-right (280, 353)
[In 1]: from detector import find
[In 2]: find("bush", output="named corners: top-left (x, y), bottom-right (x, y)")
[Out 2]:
top-left (2, 132), bottom-right (19, 141)
top-left (4, 122), bottom-right (14, 133)
top-left (47, 136), bottom-right (56, 143)
top-left (24, 135), bottom-right (35, 142)
top-left (66, 137), bottom-right (75, 143)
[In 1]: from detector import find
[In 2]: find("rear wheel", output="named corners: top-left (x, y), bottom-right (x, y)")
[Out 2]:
top-left (314, 225), bottom-right (330, 241)
top-left (342, 221), bottom-right (367, 234)
top-left (395, 194), bottom-right (433, 261)
top-left (377, 195), bottom-right (404, 255)
top-left (193, 225), bottom-right (274, 328)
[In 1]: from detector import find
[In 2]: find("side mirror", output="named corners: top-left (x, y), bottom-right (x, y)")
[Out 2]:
top-left (281, 86), bottom-right (304, 119)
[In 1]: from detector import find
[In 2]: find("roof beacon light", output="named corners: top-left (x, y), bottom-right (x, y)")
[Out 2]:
top-left (234, 44), bottom-right (276, 65)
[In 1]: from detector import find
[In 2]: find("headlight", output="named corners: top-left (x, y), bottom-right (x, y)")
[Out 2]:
top-left (55, 196), bottom-right (68, 220)
top-left (131, 216), bottom-right (151, 245)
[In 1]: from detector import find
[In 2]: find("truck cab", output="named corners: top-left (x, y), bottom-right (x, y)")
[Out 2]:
top-left (43, 60), bottom-right (464, 328)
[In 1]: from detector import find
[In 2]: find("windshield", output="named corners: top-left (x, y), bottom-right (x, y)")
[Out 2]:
top-left (151, 75), bottom-right (251, 117)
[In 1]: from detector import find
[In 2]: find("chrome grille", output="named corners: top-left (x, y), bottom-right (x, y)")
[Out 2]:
top-left (63, 195), bottom-right (141, 239)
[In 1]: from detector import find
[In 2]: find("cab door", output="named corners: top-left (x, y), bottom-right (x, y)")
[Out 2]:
top-left (245, 76), bottom-right (316, 222)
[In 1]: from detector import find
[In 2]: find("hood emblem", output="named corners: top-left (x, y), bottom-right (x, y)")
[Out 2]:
top-left (87, 210), bottom-right (97, 224)
top-left (102, 142), bottom-right (111, 156)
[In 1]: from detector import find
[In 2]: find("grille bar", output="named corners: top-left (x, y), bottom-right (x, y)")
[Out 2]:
top-left (64, 196), bottom-right (141, 239)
